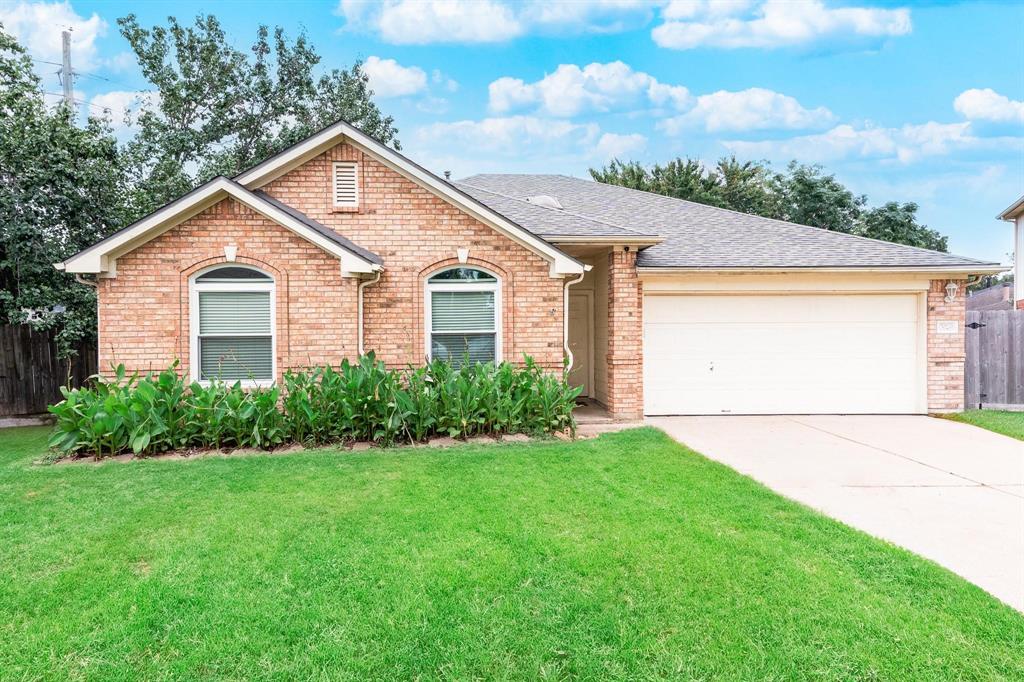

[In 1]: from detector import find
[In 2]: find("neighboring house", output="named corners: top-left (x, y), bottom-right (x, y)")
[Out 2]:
top-left (57, 120), bottom-right (1002, 418)
top-left (997, 195), bottom-right (1024, 310)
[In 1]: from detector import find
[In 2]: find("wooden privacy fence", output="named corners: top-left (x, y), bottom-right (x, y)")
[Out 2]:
top-left (965, 310), bottom-right (1024, 410)
top-left (0, 324), bottom-right (97, 416)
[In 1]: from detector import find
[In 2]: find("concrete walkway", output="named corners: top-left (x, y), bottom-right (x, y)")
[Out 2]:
top-left (648, 415), bottom-right (1024, 611)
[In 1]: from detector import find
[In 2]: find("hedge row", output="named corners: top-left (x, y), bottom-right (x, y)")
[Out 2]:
top-left (48, 355), bottom-right (581, 458)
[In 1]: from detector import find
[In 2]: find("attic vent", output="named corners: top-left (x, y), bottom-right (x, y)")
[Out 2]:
top-left (332, 162), bottom-right (359, 208)
top-left (525, 194), bottom-right (562, 210)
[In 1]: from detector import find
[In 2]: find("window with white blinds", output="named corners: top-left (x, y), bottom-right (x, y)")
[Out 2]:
top-left (191, 266), bottom-right (275, 384)
top-left (332, 161), bottom-right (358, 208)
top-left (426, 267), bottom-right (499, 367)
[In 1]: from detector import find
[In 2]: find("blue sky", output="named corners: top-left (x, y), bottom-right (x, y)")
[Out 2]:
top-left (2, 0), bottom-right (1022, 262)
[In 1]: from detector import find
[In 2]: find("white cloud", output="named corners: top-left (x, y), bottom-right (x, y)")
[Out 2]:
top-left (652, 0), bottom-right (911, 50)
top-left (337, 0), bottom-right (654, 44)
top-left (723, 121), bottom-right (983, 164)
top-left (339, 0), bottom-right (523, 44)
top-left (488, 61), bottom-right (690, 117)
top-left (0, 0), bottom-right (107, 69)
top-left (362, 56), bottom-right (427, 98)
top-left (431, 69), bottom-right (459, 92)
top-left (954, 88), bottom-right (1024, 124)
top-left (660, 87), bottom-right (833, 133)
top-left (416, 116), bottom-right (600, 156)
top-left (89, 90), bottom-right (151, 130)
top-left (594, 132), bottom-right (647, 160)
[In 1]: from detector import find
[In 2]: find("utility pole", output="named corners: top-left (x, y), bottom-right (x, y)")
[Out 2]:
top-left (60, 29), bottom-right (74, 112)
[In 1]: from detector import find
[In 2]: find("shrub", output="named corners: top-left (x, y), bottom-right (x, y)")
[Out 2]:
top-left (48, 354), bottom-right (581, 458)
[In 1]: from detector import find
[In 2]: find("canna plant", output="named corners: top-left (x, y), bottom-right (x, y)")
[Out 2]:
top-left (48, 354), bottom-right (581, 459)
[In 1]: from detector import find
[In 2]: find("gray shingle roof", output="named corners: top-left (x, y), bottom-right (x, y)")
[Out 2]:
top-left (459, 174), bottom-right (998, 270)
top-left (453, 182), bottom-right (650, 239)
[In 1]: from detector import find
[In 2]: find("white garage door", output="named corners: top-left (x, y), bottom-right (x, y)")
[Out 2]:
top-left (643, 293), bottom-right (924, 415)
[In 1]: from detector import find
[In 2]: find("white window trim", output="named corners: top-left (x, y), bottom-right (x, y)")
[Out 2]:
top-left (332, 161), bottom-right (359, 208)
top-left (189, 265), bottom-right (277, 388)
top-left (424, 266), bottom-right (502, 364)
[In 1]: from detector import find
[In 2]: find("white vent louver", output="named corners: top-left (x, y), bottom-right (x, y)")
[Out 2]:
top-left (332, 162), bottom-right (358, 208)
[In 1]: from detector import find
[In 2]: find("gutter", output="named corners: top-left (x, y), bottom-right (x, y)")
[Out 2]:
top-left (357, 269), bottom-right (382, 356)
top-left (636, 264), bottom-right (1008, 276)
top-left (547, 235), bottom-right (664, 246)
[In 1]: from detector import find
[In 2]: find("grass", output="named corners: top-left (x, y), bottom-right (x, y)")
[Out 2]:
top-left (943, 410), bottom-right (1024, 441)
top-left (1, 426), bottom-right (1021, 680)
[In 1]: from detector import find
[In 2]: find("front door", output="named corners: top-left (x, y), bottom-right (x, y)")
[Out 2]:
top-left (568, 292), bottom-right (592, 397)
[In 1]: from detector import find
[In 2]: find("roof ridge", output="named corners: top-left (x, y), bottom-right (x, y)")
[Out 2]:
top-left (456, 180), bottom-right (658, 239)
top-left (543, 174), bottom-right (998, 266)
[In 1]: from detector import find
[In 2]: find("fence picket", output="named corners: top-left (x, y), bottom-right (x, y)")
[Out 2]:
top-left (965, 309), bottom-right (1024, 410)
top-left (0, 324), bottom-right (96, 416)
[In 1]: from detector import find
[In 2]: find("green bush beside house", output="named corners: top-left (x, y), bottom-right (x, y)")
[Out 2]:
top-left (48, 354), bottom-right (580, 459)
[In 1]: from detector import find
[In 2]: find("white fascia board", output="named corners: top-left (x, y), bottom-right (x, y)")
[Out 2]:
top-left (235, 121), bottom-right (585, 277)
top-left (58, 177), bottom-right (377, 275)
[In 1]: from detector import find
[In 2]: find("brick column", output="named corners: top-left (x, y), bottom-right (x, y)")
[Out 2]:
top-left (606, 248), bottom-right (643, 420)
top-left (927, 279), bottom-right (967, 412)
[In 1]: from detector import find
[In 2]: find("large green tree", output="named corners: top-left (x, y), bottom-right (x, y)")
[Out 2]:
top-left (0, 26), bottom-right (126, 357)
top-left (590, 156), bottom-right (947, 251)
top-left (117, 13), bottom-right (399, 218)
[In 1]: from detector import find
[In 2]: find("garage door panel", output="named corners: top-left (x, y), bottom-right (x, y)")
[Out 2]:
top-left (643, 293), bottom-right (923, 415)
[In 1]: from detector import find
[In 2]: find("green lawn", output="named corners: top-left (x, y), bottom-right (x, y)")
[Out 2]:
top-left (943, 410), bottom-right (1024, 441)
top-left (1, 426), bottom-right (1021, 680)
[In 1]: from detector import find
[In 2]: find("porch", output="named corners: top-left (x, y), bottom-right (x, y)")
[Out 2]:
top-left (561, 245), bottom-right (643, 421)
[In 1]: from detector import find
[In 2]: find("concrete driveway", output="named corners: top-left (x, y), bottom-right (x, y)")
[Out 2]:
top-left (648, 415), bottom-right (1024, 611)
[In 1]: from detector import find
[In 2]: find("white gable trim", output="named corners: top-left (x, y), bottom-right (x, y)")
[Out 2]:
top-left (57, 177), bottom-right (380, 276)
top-left (234, 121), bottom-right (585, 277)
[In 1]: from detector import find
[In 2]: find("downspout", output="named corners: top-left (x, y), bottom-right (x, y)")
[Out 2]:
top-left (357, 269), bottom-right (382, 357)
top-left (74, 274), bottom-right (98, 289)
top-left (562, 271), bottom-right (586, 374)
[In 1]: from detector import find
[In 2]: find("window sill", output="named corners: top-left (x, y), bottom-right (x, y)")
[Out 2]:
top-left (330, 206), bottom-right (361, 214)
top-left (195, 379), bottom-right (276, 389)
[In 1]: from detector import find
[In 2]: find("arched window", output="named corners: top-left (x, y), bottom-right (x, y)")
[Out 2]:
top-left (425, 266), bottom-right (500, 367)
top-left (190, 264), bottom-right (275, 384)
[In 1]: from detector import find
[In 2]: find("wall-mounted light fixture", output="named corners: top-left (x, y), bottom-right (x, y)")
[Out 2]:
top-left (944, 281), bottom-right (959, 303)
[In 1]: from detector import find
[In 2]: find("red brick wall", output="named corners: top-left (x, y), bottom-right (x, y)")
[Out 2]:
top-left (97, 141), bottom-right (565, 379)
top-left (926, 279), bottom-right (967, 412)
top-left (605, 249), bottom-right (643, 419)
top-left (97, 199), bottom-right (360, 379)
top-left (263, 142), bottom-right (563, 369)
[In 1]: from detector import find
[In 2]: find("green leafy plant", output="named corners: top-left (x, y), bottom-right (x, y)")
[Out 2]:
top-left (48, 354), bottom-right (581, 458)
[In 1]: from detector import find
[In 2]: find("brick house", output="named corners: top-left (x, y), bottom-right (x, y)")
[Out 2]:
top-left (58, 120), bottom-right (1003, 418)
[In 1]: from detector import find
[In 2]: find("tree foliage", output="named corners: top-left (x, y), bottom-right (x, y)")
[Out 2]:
top-left (0, 15), bottom-right (398, 357)
top-left (0, 26), bottom-right (126, 356)
top-left (117, 14), bottom-right (400, 217)
top-left (590, 156), bottom-right (947, 252)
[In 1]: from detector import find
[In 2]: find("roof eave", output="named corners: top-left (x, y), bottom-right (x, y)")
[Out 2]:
top-left (546, 235), bottom-right (664, 246)
top-left (997, 195), bottom-right (1024, 220)
top-left (234, 120), bottom-right (585, 277)
top-left (636, 264), bottom-right (1008, 276)
top-left (58, 177), bottom-right (380, 276)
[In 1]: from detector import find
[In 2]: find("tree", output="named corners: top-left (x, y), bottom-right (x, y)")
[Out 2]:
top-left (590, 156), bottom-right (951, 251)
top-left (0, 26), bottom-right (126, 357)
top-left (117, 14), bottom-right (400, 218)
top-left (857, 202), bottom-right (948, 252)
top-left (777, 162), bottom-right (864, 233)
top-left (714, 156), bottom-right (783, 218)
